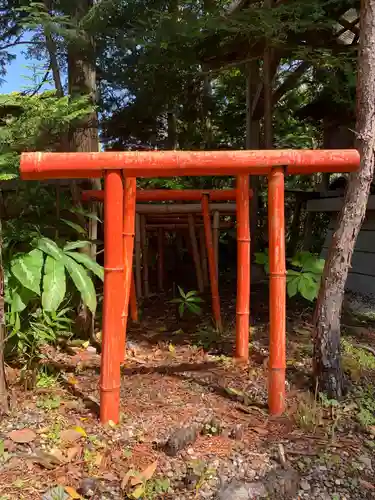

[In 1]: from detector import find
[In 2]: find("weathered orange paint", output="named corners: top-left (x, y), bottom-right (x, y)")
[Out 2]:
top-left (121, 177), bottom-right (137, 362)
top-left (146, 222), bottom-right (233, 230)
top-left (202, 194), bottom-right (222, 332)
top-left (19, 148), bottom-right (361, 424)
top-left (136, 203), bottom-right (237, 214)
top-left (82, 188), bottom-right (252, 202)
top-left (20, 150), bottom-right (360, 180)
top-left (268, 167), bottom-right (286, 416)
top-left (157, 228), bottom-right (164, 292)
top-left (188, 214), bottom-right (204, 293)
top-left (100, 170), bottom-right (123, 424)
top-left (130, 275), bottom-right (138, 322)
top-left (140, 215), bottom-right (149, 298)
top-left (236, 175), bottom-right (250, 360)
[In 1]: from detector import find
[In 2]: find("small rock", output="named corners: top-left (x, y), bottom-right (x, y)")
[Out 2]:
top-left (78, 478), bottom-right (99, 498)
top-left (263, 466), bottom-right (300, 499)
top-left (217, 479), bottom-right (267, 500)
top-left (247, 482), bottom-right (268, 499)
top-left (231, 425), bottom-right (244, 441)
top-left (334, 479), bottom-right (341, 486)
top-left (164, 425), bottom-right (199, 456)
top-left (358, 455), bottom-right (372, 469)
top-left (300, 480), bottom-right (311, 491)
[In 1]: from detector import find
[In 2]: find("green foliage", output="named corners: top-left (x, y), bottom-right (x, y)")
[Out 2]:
top-left (7, 307), bottom-right (73, 369)
top-left (170, 287), bottom-right (204, 318)
top-left (341, 338), bottom-right (375, 381)
top-left (255, 250), bottom-right (325, 301)
top-left (0, 91), bottom-right (93, 178)
top-left (354, 386), bottom-right (375, 429)
top-left (6, 237), bottom-right (102, 317)
top-left (36, 369), bottom-right (59, 389)
top-left (287, 251), bottom-right (325, 301)
top-left (254, 249), bottom-right (269, 274)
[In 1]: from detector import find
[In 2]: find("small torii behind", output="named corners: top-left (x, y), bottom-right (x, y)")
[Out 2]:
top-left (20, 149), bottom-right (360, 424)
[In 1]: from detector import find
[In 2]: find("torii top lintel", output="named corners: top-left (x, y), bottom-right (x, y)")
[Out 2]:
top-left (20, 150), bottom-right (360, 180)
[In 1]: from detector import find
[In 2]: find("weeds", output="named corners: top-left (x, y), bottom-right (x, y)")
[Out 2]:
top-left (36, 369), bottom-right (59, 389)
top-left (170, 287), bottom-right (203, 318)
top-left (36, 395), bottom-right (61, 410)
top-left (341, 338), bottom-right (375, 380)
top-left (187, 459), bottom-right (216, 495)
top-left (354, 386), bottom-right (375, 428)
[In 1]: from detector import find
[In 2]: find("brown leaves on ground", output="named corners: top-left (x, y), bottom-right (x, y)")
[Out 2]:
top-left (7, 428), bottom-right (36, 443)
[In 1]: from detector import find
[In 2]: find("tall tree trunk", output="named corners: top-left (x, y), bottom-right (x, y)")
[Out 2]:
top-left (67, 0), bottom-right (101, 339)
top-left (0, 215), bottom-right (8, 414)
top-left (313, 0), bottom-right (375, 398)
top-left (246, 61), bottom-right (261, 257)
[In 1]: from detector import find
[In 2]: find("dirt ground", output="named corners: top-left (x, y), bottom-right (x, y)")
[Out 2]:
top-left (1, 286), bottom-right (375, 499)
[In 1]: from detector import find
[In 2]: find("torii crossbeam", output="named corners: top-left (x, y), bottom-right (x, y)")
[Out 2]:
top-left (20, 149), bottom-right (360, 424)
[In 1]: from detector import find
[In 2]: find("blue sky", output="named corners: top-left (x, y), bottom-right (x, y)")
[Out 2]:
top-left (1, 41), bottom-right (54, 93)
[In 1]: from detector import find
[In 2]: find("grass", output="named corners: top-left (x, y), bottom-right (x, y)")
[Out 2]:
top-left (341, 337), bottom-right (375, 381)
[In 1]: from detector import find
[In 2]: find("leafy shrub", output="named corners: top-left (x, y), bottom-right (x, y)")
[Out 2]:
top-left (254, 250), bottom-right (325, 301)
top-left (5, 237), bottom-right (103, 323)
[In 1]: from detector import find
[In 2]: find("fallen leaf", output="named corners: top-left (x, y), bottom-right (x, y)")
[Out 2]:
top-left (130, 474), bottom-right (143, 486)
top-left (101, 472), bottom-right (118, 481)
top-left (359, 479), bottom-right (375, 490)
top-left (64, 486), bottom-right (84, 499)
top-left (250, 426), bottom-right (268, 436)
top-left (168, 343), bottom-right (176, 353)
top-left (25, 449), bottom-right (63, 470)
top-left (94, 453), bottom-right (103, 467)
top-left (73, 426), bottom-right (87, 437)
top-left (61, 429), bottom-right (84, 443)
top-left (108, 420), bottom-right (116, 428)
top-left (8, 428), bottom-right (36, 443)
top-left (66, 446), bottom-right (81, 462)
top-left (139, 460), bottom-right (158, 482)
top-left (42, 485), bottom-right (69, 500)
top-left (121, 469), bottom-right (136, 489)
top-left (131, 484), bottom-right (145, 499)
top-left (49, 448), bottom-right (66, 463)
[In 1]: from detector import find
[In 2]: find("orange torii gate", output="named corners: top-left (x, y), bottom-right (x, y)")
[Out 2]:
top-left (82, 188), bottom-right (253, 336)
top-left (20, 149), bottom-right (360, 424)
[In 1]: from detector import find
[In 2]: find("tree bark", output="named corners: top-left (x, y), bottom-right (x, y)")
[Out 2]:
top-left (0, 216), bottom-right (8, 414)
top-left (313, 0), bottom-right (375, 398)
top-left (67, 0), bottom-right (101, 339)
top-left (245, 61), bottom-right (261, 257)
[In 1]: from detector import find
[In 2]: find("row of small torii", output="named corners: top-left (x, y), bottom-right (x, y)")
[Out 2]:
top-left (20, 149), bottom-right (359, 423)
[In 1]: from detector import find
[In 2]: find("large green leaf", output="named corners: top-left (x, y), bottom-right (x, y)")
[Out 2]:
top-left (63, 241), bottom-right (91, 251)
top-left (61, 218), bottom-right (87, 235)
top-left (303, 258), bottom-right (325, 275)
top-left (65, 251), bottom-right (104, 280)
top-left (42, 256), bottom-right (66, 312)
top-left (286, 276), bottom-right (299, 298)
top-left (298, 273), bottom-right (320, 302)
top-left (10, 248), bottom-right (43, 294)
top-left (34, 237), bottom-right (65, 261)
top-left (8, 285), bottom-right (35, 313)
top-left (63, 255), bottom-right (97, 313)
